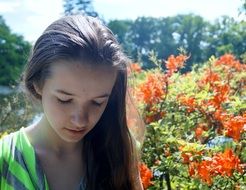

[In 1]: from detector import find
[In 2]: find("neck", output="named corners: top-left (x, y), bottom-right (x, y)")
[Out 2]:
top-left (27, 115), bottom-right (82, 157)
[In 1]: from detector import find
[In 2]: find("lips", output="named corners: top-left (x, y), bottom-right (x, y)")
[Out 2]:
top-left (64, 128), bottom-right (87, 135)
top-left (67, 128), bottom-right (85, 132)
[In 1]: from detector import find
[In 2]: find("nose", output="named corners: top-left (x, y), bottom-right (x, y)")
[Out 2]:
top-left (70, 108), bottom-right (89, 129)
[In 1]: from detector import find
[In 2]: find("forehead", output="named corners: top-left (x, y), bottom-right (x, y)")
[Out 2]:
top-left (45, 60), bottom-right (117, 97)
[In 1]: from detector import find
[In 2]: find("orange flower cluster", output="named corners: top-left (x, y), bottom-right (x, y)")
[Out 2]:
top-left (213, 109), bottom-right (230, 121)
top-left (213, 110), bottom-right (246, 141)
top-left (136, 54), bottom-right (189, 123)
top-left (181, 152), bottom-right (193, 164)
top-left (139, 163), bottom-right (153, 189)
top-left (212, 149), bottom-right (242, 176)
top-left (165, 54), bottom-right (188, 75)
top-left (191, 161), bottom-right (212, 184)
top-left (215, 54), bottom-right (245, 72)
top-left (138, 72), bottom-right (166, 105)
top-left (177, 95), bottom-right (197, 113)
top-left (189, 149), bottom-right (242, 185)
top-left (137, 72), bottom-right (167, 123)
top-left (223, 114), bottom-right (246, 141)
top-left (195, 126), bottom-right (204, 139)
top-left (198, 70), bottom-right (221, 89)
top-left (204, 83), bottom-right (230, 109)
top-left (179, 57), bottom-right (244, 141)
top-left (129, 63), bottom-right (142, 73)
top-left (198, 68), bottom-right (230, 110)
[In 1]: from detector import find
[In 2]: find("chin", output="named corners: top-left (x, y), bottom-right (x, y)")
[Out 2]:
top-left (60, 128), bottom-right (88, 142)
top-left (61, 135), bottom-right (84, 143)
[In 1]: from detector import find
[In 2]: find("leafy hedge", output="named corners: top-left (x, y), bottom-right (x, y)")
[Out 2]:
top-left (134, 53), bottom-right (246, 189)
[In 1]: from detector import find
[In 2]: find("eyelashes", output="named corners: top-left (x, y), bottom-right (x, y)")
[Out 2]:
top-left (92, 101), bottom-right (104, 106)
top-left (57, 98), bottom-right (72, 104)
top-left (56, 98), bottom-right (104, 107)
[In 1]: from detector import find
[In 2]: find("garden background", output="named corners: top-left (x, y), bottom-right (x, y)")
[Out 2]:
top-left (0, 0), bottom-right (245, 189)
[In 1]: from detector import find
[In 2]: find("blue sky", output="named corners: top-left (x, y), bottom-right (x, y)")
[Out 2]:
top-left (0, 0), bottom-right (244, 42)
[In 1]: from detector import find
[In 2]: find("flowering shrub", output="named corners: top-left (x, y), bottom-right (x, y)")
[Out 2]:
top-left (139, 162), bottom-right (154, 189)
top-left (133, 53), bottom-right (246, 189)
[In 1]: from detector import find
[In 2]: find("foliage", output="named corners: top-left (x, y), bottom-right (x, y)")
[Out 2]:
top-left (0, 16), bottom-right (31, 86)
top-left (131, 53), bottom-right (246, 189)
top-left (107, 20), bottom-right (134, 55)
top-left (0, 91), bottom-right (38, 138)
top-left (206, 17), bottom-right (246, 60)
top-left (108, 15), bottom-right (246, 70)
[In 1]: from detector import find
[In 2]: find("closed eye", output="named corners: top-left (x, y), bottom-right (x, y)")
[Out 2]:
top-left (92, 101), bottom-right (105, 107)
top-left (57, 98), bottom-right (72, 104)
top-left (57, 98), bottom-right (106, 106)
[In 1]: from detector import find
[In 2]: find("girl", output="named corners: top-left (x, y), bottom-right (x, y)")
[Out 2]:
top-left (0, 14), bottom-right (144, 190)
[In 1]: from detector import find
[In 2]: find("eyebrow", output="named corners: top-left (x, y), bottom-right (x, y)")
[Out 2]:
top-left (55, 89), bottom-right (110, 98)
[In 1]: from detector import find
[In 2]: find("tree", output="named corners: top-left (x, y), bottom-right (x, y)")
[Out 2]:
top-left (63, 0), bottom-right (98, 17)
top-left (170, 15), bottom-right (208, 65)
top-left (107, 15), bottom-right (245, 70)
top-left (108, 15), bottom-right (208, 70)
top-left (107, 20), bottom-right (134, 57)
top-left (127, 17), bottom-right (162, 68)
top-left (0, 16), bottom-right (31, 86)
top-left (206, 16), bottom-right (246, 60)
top-left (107, 20), bottom-right (133, 45)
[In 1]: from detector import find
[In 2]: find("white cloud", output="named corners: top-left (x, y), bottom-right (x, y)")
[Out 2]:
top-left (0, 1), bottom-right (21, 13)
top-left (1, 0), bottom-right (64, 42)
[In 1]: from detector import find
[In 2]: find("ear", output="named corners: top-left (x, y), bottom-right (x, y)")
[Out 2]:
top-left (33, 83), bottom-right (42, 96)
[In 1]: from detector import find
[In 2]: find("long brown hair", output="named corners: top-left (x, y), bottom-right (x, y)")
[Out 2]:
top-left (21, 15), bottom-right (141, 189)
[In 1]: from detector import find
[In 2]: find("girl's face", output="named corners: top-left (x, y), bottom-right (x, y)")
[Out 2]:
top-left (37, 60), bottom-right (117, 143)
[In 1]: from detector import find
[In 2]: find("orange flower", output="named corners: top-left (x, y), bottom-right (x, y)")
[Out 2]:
top-left (213, 109), bottom-right (231, 122)
top-left (211, 149), bottom-right (242, 176)
top-left (178, 95), bottom-right (197, 112)
top-left (198, 70), bottom-right (221, 89)
top-left (129, 63), bottom-right (142, 73)
top-left (213, 111), bottom-right (245, 140)
top-left (215, 54), bottom-right (245, 71)
top-left (201, 83), bottom-right (230, 110)
top-left (195, 126), bottom-right (204, 139)
top-left (197, 160), bottom-right (213, 185)
top-left (188, 162), bottom-right (198, 176)
top-left (165, 54), bottom-right (188, 75)
top-left (223, 115), bottom-right (246, 141)
top-left (139, 163), bottom-right (153, 189)
top-left (188, 149), bottom-right (242, 185)
top-left (181, 152), bottom-right (193, 164)
top-left (138, 72), bottom-right (166, 105)
top-left (195, 123), bottom-right (212, 138)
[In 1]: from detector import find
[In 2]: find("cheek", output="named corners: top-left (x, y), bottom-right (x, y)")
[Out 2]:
top-left (88, 105), bottom-right (107, 127)
top-left (42, 96), bottom-right (68, 126)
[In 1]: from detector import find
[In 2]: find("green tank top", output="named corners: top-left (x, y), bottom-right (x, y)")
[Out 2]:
top-left (0, 127), bottom-right (85, 190)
